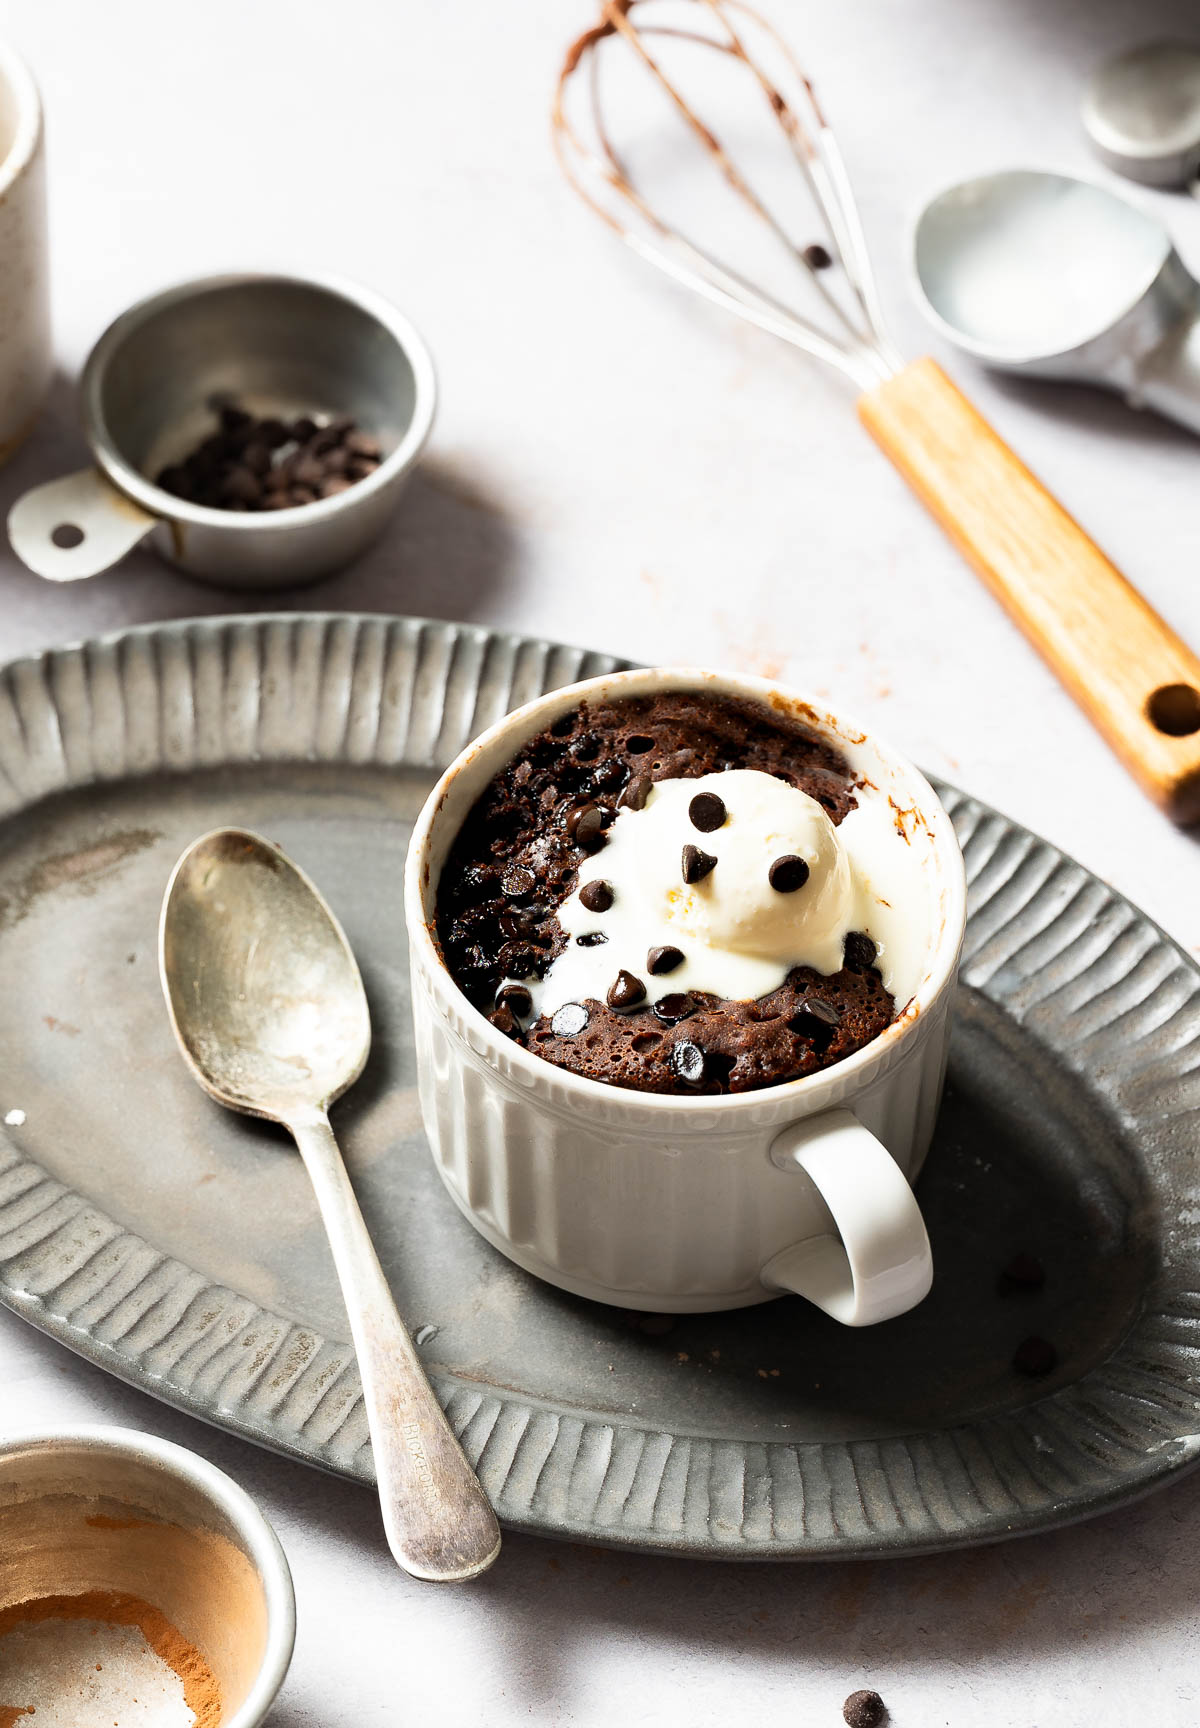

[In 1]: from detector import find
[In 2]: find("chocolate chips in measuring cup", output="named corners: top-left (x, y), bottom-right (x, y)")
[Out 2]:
top-left (156, 402), bottom-right (384, 512)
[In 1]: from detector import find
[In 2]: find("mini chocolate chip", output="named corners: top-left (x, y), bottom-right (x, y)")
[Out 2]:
top-left (580, 880), bottom-right (614, 913)
top-left (842, 1690), bottom-right (886, 1728)
top-left (768, 854), bottom-right (810, 893)
top-left (843, 931), bottom-right (877, 971)
top-left (551, 1002), bottom-right (590, 1037)
top-left (803, 242), bottom-right (834, 271)
top-left (488, 1007), bottom-right (519, 1038)
top-left (1012, 1336), bottom-right (1057, 1377)
top-left (501, 864), bottom-right (537, 899)
top-left (999, 1252), bottom-right (1045, 1293)
top-left (497, 942), bottom-right (534, 975)
top-left (569, 730), bottom-right (602, 762)
top-left (688, 792), bottom-right (726, 832)
top-left (647, 945), bottom-right (684, 976)
top-left (653, 992), bottom-right (695, 1023)
top-left (608, 970), bottom-right (646, 1010)
top-left (576, 931), bottom-right (608, 947)
top-left (495, 984), bottom-right (532, 1018)
top-left (795, 996), bottom-right (840, 1027)
top-left (682, 844), bottom-right (717, 884)
top-left (619, 773), bottom-right (652, 811)
top-left (670, 1040), bottom-right (706, 1084)
top-left (345, 429), bottom-right (383, 459)
top-left (569, 804), bottom-right (608, 851)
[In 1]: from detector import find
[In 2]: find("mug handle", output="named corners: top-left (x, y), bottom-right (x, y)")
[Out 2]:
top-left (761, 1107), bottom-right (933, 1327)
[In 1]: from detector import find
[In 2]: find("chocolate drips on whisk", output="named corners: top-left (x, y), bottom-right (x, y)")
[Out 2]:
top-left (553, 0), bottom-right (903, 391)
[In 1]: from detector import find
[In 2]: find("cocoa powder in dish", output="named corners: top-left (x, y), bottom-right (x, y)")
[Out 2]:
top-left (0, 1589), bottom-right (221, 1727)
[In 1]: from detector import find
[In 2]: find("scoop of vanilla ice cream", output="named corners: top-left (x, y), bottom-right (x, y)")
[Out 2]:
top-left (528, 767), bottom-right (869, 1019)
top-left (652, 771), bottom-right (853, 970)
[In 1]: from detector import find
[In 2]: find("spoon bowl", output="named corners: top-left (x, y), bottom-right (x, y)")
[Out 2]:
top-left (161, 828), bottom-right (370, 1122)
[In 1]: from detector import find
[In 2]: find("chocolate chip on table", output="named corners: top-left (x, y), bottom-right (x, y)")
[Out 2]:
top-left (999, 1252), bottom-right (1046, 1293)
top-left (682, 844), bottom-right (717, 885)
top-left (579, 879), bottom-right (614, 913)
top-left (1012, 1335), bottom-right (1057, 1377)
top-left (688, 792), bottom-right (726, 832)
top-left (653, 992), bottom-right (695, 1023)
top-left (768, 854), bottom-right (810, 893)
top-left (619, 773), bottom-right (653, 811)
top-left (647, 945), bottom-right (684, 976)
top-left (495, 984), bottom-right (532, 1019)
top-left (842, 1689), bottom-right (887, 1728)
top-left (551, 1002), bottom-right (590, 1037)
top-left (843, 932), bottom-right (877, 971)
top-left (803, 242), bottom-right (834, 271)
top-left (670, 1040), bottom-right (706, 1084)
top-left (607, 970), bottom-right (647, 1010)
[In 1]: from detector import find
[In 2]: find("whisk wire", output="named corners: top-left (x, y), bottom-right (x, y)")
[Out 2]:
top-left (554, 0), bottom-right (902, 389)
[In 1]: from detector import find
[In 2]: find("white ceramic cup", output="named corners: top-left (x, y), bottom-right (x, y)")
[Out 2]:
top-left (405, 669), bottom-right (967, 1325)
top-left (0, 40), bottom-right (50, 463)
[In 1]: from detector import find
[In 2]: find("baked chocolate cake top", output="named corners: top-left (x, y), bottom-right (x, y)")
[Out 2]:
top-left (435, 691), bottom-right (898, 1096)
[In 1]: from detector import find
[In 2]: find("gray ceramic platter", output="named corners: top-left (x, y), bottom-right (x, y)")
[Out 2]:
top-left (1, 613), bottom-right (1199, 1561)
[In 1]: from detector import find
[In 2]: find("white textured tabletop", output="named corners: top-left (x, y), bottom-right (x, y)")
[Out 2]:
top-left (2, 1), bottom-right (1200, 1724)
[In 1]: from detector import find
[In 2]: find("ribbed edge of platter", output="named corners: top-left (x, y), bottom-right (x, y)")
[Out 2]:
top-left (2, 614), bottom-right (1199, 1559)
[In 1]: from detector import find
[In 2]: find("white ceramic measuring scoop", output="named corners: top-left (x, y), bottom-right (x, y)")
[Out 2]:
top-left (913, 168), bottom-right (1200, 434)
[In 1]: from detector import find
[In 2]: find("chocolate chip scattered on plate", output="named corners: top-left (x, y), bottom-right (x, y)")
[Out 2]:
top-left (1012, 1335), bottom-right (1057, 1377)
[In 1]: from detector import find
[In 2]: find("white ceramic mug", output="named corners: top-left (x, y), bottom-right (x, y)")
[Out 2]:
top-left (0, 40), bottom-right (50, 463)
top-left (404, 669), bottom-right (967, 1325)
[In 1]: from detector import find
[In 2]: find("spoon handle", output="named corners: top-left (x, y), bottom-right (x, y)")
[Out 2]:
top-left (290, 1112), bottom-right (501, 1582)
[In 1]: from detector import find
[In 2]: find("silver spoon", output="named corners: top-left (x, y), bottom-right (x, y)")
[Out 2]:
top-left (912, 168), bottom-right (1200, 434)
top-left (159, 827), bottom-right (501, 1584)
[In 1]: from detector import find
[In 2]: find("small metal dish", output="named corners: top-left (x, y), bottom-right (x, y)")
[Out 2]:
top-left (0, 1424), bottom-right (295, 1727)
top-left (7, 272), bottom-right (436, 588)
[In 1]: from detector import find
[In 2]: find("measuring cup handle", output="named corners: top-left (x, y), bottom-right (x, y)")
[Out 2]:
top-left (8, 468), bottom-right (156, 581)
top-left (859, 357), bottom-right (1200, 824)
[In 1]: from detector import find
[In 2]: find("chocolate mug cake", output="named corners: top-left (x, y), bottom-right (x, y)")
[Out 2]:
top-left (436, 691), bottom-right (912, 1096)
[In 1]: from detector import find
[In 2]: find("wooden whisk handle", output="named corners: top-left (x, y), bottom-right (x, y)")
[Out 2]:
top-left (858, 357), bottom-right (1200, 825)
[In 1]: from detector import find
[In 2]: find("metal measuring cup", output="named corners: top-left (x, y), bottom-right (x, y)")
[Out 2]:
top-left (911, 169), bottom-right (1200, 435)
top-left (8, 272), bottom-right (436, 588)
